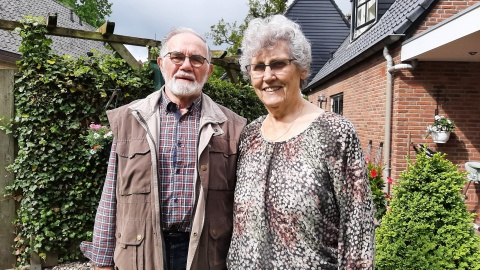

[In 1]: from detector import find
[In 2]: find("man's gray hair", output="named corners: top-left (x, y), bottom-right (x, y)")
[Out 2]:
top-left (240, 15), bottom-right (312, 87)
top-left (160, 27), bottom-right (211, 62)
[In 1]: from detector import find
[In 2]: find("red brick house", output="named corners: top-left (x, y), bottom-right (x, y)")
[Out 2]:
top-left (289, 0), bottom-right (480, 221)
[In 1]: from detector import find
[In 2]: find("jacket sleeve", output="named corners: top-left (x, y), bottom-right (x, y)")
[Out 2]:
top-left (80, 142), bottom-right (118, 267)
top-left (337, 126), bottom-right (375, 270)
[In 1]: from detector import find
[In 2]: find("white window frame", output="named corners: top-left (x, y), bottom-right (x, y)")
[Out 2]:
top-left (352, 0), bottom-right (377, 39)
top-left (331, 93), bottom-right (343, 115)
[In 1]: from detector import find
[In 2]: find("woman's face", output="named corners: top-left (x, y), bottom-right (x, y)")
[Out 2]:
top-left (249, 41), bottom-right (307, 111)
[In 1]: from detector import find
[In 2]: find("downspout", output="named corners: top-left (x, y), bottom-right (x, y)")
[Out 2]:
top-left (382, 46), bottom-right (417, 194)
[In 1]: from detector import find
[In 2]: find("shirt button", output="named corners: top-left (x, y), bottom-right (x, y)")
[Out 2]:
top-left (116, 232), bottom-right (121, 238)
top-left (212, 229), bottom-right (217, 236)
top-left (200, 165), bottom-right (207, 171)
top-left (193, 232), bottom-right (198, 237)
top-left (137, 234), bottom-right (142, 241)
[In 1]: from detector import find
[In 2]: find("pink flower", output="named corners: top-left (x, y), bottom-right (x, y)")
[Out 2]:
top-left (370, 169), bottom-right (378, 178)
top-left (89, 123), bottom-right (102, 130)
top-left (365, 156), bottom-right (370, 163)
top-left (387, 177), bottom-right (393, 184)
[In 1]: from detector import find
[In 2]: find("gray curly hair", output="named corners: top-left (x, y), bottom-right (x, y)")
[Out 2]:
top-left (159, 27), bottom-right (211, 62)
top-left (240, 15), bottom-right (312, 88)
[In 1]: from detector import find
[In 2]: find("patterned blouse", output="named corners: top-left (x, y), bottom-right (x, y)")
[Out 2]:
top-left (227, 112), bottom-right (375, 269)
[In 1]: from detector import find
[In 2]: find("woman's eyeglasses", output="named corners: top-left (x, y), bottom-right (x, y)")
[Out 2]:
top-left (164, 52), bottom-right (209, 67)
top-left (245, 59), bottom-right (295, 78)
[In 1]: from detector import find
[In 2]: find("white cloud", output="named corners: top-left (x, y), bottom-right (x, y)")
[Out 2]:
top-left (108, 0), bottom-right (351, 62)
top-left (108, 0), bottom-right (250, 62)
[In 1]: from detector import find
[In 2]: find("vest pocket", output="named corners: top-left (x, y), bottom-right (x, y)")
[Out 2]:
top-left (116, 139), bottom-right (152, 196)
top-left (114, 220), bottom-right (146, 270)
top-left (207, 215), bottom-right (233, 269)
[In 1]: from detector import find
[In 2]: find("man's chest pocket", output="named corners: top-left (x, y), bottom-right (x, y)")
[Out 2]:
top-left (116, 139), bottom-right (152, 197)
top-left (207, 137), bottom-right (238, 191)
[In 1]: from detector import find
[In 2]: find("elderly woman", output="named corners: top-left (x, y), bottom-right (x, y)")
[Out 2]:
top-left (227, 15), bottom-right (375, 269)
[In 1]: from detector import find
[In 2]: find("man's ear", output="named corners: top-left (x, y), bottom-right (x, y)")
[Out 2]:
top-left (157, 57), bottom-right (163, 72)
top-left (208, 63), bottom-right (214, 77)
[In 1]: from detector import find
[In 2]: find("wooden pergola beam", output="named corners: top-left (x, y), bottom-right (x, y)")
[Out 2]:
top-left (0, 18), bottom-right (161, 47)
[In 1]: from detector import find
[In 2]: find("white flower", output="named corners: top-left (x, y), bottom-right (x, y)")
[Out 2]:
top-left (434, 115), bottom-right (441, 121)
top-left (93, 133), bottom-right (100, 139)
top-left (104, 131), bottom-right (113, 138)
top-left (89, 149), bottom-right (96, 155)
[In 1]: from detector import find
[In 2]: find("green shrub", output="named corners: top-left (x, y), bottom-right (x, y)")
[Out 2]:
top-left (203, 77), bottom-right (266, 123)
top-left (375, 150), bottom-right (480, 270)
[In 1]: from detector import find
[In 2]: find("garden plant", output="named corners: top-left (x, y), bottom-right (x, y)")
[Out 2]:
top-left (375, 150), bottom-right (480, 269)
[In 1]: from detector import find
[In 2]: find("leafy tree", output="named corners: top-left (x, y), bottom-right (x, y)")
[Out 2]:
top-left (56, 0), bottom-right (112, 27)
top-left (375, 150), bottom-right (480, 269)
top-left (208, 0), bottom-right (288, 55)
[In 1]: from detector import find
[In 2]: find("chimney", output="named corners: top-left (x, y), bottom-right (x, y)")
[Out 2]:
top-left (70, 9), bottom-right (74, 22)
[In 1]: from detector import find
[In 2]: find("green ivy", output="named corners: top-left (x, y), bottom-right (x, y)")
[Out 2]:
top-left (4, 16), bottom-right (153, 266)
top-left (375, 150), bottom-right (480, 269)
top-left (3, 16), bottom-right (265, 266)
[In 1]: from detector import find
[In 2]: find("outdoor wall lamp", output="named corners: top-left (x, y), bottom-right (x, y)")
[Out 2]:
top-left (318, 93), bottom-right (327, 108)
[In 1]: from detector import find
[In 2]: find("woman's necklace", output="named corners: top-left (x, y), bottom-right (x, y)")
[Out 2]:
top-left (265, 103), bottom-right (305, 141)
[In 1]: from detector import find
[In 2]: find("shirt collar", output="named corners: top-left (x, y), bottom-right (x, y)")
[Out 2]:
top-left (160, 89), bottom-right (202, 115)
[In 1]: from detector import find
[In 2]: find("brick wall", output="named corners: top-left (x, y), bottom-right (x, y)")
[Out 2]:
top-left (415, 0), bottom-right (480, 35)
top-left (309, 0), bottom-right (480, 222)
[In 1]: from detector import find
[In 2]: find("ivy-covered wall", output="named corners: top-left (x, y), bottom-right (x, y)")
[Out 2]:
top-left (2, 16), bottom-right (265, 266)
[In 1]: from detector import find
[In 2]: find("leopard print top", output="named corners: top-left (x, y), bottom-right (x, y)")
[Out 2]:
top-left (227, 112), bottom-right (375, 269)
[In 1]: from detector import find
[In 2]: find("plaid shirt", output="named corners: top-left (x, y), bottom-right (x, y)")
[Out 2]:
top-left (159, 94), bottom-right (201, 232)
top-left (80, 142), bottom-right (118, 266)
top-left (80, 93), bottom-right (201, 266)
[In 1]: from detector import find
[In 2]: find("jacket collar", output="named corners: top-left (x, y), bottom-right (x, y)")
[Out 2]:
top-left (128, 86), bottom-right (228, 125)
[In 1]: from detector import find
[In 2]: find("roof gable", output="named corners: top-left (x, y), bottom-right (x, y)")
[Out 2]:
top-left (305, 0), bottom-right (436, 92)
top-left (0, 0), bottom-right (112, 59)
top-left (285, 0), bottom-right (350, 83)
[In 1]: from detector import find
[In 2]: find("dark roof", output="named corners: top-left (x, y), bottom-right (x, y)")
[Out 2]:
top-left (285, 0), bottom-right (350, 84)
top-left (0, 0), bottom-right (112, 59)
top-left (304, 0), bottom-right (436, 93)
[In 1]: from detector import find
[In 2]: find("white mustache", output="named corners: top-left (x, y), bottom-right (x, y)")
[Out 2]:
top-left (174, 72), bottom-right (195, 80)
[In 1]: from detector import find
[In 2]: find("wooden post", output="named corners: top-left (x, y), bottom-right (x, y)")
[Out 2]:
top-left (0, 69), bottom-right (16, 269)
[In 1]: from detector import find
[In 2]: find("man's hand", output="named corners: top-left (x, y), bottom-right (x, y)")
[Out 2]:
top-left (94, 266), bottom-right (114, 270)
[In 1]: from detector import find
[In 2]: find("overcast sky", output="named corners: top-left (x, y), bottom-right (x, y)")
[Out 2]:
top-left (107, 0), bottom-right (351, 62)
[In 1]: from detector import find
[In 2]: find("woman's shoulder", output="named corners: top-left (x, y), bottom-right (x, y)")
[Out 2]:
top-left (315, 111), bottom-right (355, 130)
top-left (309, 112), bottom-right (358, 140)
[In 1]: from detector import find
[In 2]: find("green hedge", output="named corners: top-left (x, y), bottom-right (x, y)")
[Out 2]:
top-left (3, 16), bottom-right (265, 266)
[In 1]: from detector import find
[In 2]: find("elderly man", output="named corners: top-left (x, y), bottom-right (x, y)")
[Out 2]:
top-left (81, 27), bottom-right (246, 270)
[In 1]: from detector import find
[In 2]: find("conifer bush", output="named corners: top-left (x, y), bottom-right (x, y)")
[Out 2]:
top-left (375, 151), bottom-right (480, 269)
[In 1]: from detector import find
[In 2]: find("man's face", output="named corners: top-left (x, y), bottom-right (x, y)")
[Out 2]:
top-left (158, 33), bottom-right (213, 98)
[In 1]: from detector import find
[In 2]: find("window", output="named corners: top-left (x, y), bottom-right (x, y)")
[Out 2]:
top-left (352, 0), bottom-right (377, 39)
top-left (331, 93), bottom-right (343, 115)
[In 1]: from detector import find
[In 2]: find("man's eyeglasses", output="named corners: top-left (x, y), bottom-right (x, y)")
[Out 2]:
top-left (245, 59), bottom-right (295, 78)
top-left (164, 52), bottom-right (209, 68)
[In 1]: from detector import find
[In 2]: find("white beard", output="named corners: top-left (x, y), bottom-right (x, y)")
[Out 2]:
top-left (167, 71), bottom-right (208, 96)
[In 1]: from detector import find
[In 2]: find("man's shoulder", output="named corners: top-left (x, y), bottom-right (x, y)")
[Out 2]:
top-left (217, 103), bottom-right (246, 125)
top-left (107, 90), bottom-right (160, 122)
top-left (201, 93), bottom-right (247, 127)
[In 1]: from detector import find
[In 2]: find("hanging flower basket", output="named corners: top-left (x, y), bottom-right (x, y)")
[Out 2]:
top-left (431, 131), bottom-right (451, 143)
top-left (425, 115), bottom-right (455, 143)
